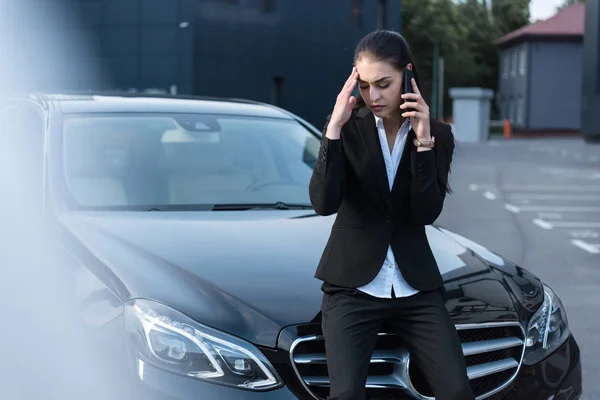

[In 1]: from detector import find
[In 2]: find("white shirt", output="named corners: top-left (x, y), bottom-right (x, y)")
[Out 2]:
top-left (356, 115), bottom-right (420, 299)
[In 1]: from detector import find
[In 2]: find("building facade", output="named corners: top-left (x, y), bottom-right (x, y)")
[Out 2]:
top-left (498, 40), bottom-right (583, 132)
top-left (1, 0), bottom-right (402, 128)
top-left (495, 2), bottom-right (584, 133)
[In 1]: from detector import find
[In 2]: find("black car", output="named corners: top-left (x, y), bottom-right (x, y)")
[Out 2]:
top-left (0, 93), bottom-right (582, 400)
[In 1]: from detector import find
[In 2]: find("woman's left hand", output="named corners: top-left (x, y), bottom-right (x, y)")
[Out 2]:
top-left (400, 78), bottom-right (431, 142)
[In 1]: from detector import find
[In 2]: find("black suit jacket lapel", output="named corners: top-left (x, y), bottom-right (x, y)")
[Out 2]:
top-left (355, 108), bottom-right (392, 210)
top-left (391, 127), bottom-right (416, 203)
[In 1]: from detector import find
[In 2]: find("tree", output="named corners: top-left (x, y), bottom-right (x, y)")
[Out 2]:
top-left (558, 0), bottom-right (584, 11)
top-left (491, 0), bottom-right (531, 36)
top-left (402, 0), bottom-right (466, 116)
top-left (402, 0), bottom-right (532, 119)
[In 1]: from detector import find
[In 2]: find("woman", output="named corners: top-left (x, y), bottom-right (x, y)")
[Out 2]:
top-left (309, 30), bottom-right (474, 400)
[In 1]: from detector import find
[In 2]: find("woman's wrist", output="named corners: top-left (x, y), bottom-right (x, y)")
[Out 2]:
top-left (417, 132), bottom-right (431, 142)
top-left (325, 125), bottom-right (342, 140)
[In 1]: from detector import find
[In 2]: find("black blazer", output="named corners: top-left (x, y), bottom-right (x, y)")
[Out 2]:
top-left (309, 105), bottom-right (455, 291)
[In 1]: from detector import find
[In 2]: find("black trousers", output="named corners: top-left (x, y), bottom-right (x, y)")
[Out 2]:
top-left (320, 284), bottom-right (475, 400)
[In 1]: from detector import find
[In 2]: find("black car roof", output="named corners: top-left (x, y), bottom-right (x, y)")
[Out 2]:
top-left (30, 92), bottom-right (295, 119)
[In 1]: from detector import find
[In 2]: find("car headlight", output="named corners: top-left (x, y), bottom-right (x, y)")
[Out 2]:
top-left (523, 283), bottom-right (570, 365)
top-left (124, 299), bottom-right (283, 390)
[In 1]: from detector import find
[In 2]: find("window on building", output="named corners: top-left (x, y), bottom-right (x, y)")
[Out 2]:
top-left (508, 98), bottom-right (515, 121)
top-left (502, 54), bottom-right (508, 79)
top-left (517, 97), bottom-right (524, 124)
top-left (519, 48), bottom-right (527, 75)
top-left (511, 50), bottom-right (517, 76)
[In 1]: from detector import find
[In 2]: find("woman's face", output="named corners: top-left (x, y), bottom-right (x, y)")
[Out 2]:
top-left (355, 57), bottom-right (405, 118)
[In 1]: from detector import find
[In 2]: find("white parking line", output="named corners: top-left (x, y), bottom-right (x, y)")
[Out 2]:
top-left (537, 212), bottom-right (562, 220)
top-left (571, 240), bottom-right (600, 254)
top-left (569, 230), bottom-right (599, 239)
top-left (505, 204), bottom-right (600, 213)
top-left (550, 167), bottom-right (600, 178)
top-left (504, 204), bottom-right (520, 213)
top-left (550, 221), bottom-right (600, 228)
top-left (505, 194), bottom-right (600, 201)
top-left (472, 184), bottom-right (600, 192)
top-left (515, 186), bottom-right (600, 192)
top-left (138, 359), bottom-right (145, 380)
top-left (533, 219), bottom-right (600, 229)
top-left (533, 219), bottom-right (553, 230)
top-left (483, 191), bottom-right (496, 200)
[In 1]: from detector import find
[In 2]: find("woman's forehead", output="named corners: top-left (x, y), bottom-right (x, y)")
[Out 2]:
top-left (355, 59), bottom-right (399, 82)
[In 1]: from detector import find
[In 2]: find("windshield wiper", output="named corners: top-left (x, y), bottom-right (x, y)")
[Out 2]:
top-left (211, 202), bottom-right (314, 211)
top-left (144, 204), bottom-right (213, 211)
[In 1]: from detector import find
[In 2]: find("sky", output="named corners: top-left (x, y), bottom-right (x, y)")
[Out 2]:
top-left (529, 0), bottom-right (564, 21)
top-left (476, 0), bottom-right (567, 22)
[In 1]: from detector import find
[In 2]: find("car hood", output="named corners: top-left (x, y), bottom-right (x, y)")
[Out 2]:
top-left (59, 210), bottom-right (542, 348)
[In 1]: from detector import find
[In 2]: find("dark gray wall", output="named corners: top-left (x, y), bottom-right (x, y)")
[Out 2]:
top-left (498, 42), bottom-right (530, 128)
top-left (581, 0), bottom-right (600, 142)
top-left (192, 0), bottom-right (402, 127)
top-left (100, 0), bottom-right (196, 93)
top-left (0, 0), bottom-right (195, 93)
top-left (1, 0), bottom-right (402, 128)
top-left (528, 40), bottom-right (583, 131)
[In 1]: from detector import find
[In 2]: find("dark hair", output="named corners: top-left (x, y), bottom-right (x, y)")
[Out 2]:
top-left (353, 30), bottom-right (424, 107)
top-left (353, 30), bottom-right (453, 195)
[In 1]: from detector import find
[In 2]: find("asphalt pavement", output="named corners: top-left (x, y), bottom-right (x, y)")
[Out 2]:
top-left (436, 136), bottom-right (600, 399)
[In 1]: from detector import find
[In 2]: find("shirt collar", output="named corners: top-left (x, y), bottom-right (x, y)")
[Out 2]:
top-left (373, 114), bottom-right (411, 132)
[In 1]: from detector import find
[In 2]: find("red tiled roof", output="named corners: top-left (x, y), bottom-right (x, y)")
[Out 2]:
top-left (495, 2), bottom-right (584, 46)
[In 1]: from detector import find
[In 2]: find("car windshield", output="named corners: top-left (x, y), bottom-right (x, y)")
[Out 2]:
top-left (61, 112), bottom-right (321, 210)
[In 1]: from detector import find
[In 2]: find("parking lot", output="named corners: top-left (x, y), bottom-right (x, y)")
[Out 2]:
top-left (437, 136), bottom-right (600, 399)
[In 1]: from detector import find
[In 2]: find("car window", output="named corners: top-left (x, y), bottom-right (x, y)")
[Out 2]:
top-left (61, 113), bottom-right (320, 209)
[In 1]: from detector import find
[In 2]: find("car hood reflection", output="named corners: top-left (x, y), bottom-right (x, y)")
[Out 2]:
top-left (60, 210), bottom-right (528, 348)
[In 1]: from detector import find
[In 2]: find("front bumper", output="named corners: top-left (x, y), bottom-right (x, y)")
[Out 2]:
top-left (126, 334), bottom-right (582, 400)
top-left (129, 360), bottom-right (301, 400)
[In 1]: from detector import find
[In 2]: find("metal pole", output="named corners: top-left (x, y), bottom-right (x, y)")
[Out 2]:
top-left (376, 0), bottom-right (387, 30)
top-left (581, 0), bottom-right (600, 142)
top-left (438, 57), bottom-right (444, 120)
top-left (431, 39), bottom-right (439, 120)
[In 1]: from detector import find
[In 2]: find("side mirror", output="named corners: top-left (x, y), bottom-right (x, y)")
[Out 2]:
top-left (302, 136), bottom-right (320, 169)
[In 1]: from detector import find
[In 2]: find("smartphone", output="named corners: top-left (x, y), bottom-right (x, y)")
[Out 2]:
top-left (403, 68), bottom-right (415, 113)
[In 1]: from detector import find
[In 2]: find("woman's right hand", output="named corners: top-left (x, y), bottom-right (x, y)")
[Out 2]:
top-left (327, 67), bottom-right (358, 139)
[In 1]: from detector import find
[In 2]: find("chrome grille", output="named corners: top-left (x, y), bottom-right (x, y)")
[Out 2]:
top-left (289, 321), bottom-right (525, 400)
